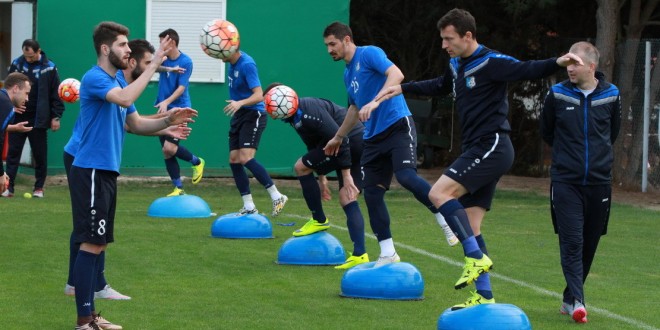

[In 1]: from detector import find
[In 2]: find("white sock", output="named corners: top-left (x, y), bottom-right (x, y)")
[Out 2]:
top-left (266, 185), bottom-right (282, 200)
top-left (378, 238), bottom-right (396, 257)
top-left (242, 194), bottom-right (256, 210)
top-left (435, 212), bottom-right (449, 227)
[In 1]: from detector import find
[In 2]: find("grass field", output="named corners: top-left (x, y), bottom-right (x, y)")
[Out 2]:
top-left (1, 175), bottom-right (658, 329)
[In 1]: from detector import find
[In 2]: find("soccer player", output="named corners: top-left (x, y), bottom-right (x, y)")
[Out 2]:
top-left (70, 22), bottom-right (195, 330)
top-left (154, 28), bottom-right (205, 197)
top-left (265, 83), bottom-right (367, 269)
top-left (374, 8), bottom-right (583, 310)
top-left (63, 38), bottom-right (191, 303)
top-left (0, 72), bottom-right (33, 191)
top-left (221, 49), bottom-right (287, 216)
top-left (322, 21), bottom-right (459, 268)
top-left (540, 41), bottom-right (621, 323)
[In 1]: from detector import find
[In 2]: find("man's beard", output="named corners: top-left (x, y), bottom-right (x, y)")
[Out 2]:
top-left (109, 49), bottom-right (128, 70)
top-left (131, 67), bottom-right (143, 81)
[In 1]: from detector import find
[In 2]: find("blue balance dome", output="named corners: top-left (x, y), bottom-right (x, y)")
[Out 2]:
top-left (147, 195), bottom-right (212, 218)
top-left (437, 303), bottom-right (531, 330)
top-left (340, 262), bottom-right (424, 300)
top-left (210, 213), bottom-right (273, 239)
top-left (277, 232), bottom-right (346, 265)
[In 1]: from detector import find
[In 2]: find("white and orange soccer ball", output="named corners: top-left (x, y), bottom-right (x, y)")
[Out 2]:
top-left (264, 85), bottom-right (299, 119)
top-left (200, 19), bottom-right (240, 60)
top-left (58, 78), bottom-right (80, 103)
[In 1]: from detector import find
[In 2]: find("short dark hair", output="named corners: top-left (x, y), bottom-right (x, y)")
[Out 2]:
top-left (437, 8), bottom-right (477, 38)
top-left (128, 39), bottom-right (155, 63)
top-left (570, 41), bottom-right (600, 67)
top-left (21, 39), bottom-right (40, 52)
top-left (93, 21), bottom-right (130, 56)
top-left (323, 21), bottom-right (353, 41)
top-left (4, 72), bottom-right (30, 89)
top-left (159, 28), bottom-right (179, 47)
top-left (263, 82), bottom-right (283, 96)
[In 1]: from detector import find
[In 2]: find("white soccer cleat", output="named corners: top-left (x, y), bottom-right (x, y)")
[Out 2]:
top-left (441, 225), bottom-right (459, 247)
top-left (374, 252), bottom-right (401, 267)
top-left (94, 285), bottom-right (131, 300)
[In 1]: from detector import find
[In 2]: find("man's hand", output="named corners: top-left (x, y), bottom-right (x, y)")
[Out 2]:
top-left (169, 66), bottom-right (186, 74)
top-left (152, 35), bottom-right (175, 67)
top-left (13, 104), bottom-right (26, 114)
top-left (358, 101), bottom-right (379, 122)
top-left (340, 175), bottom-right (359, 202)
top-left (155, 101), bottom-right (169, 114)
top-left (9, 121), bottom-right (32, 133)
top-left (164, 124), bottom-right (192, 140)
top-left (166, 107), bottom-right (198, 126)
top-left (319, 175), bottom-right (332, 201)
top-left (51, 118), bottom-right (61, 132)
top-left (557, 53), bottom-right (584, 67)
top-left (323, 135), bottom-right (343, 156)
top-left (223, 100), bottom-right (242, 116)
top-left (1, 173), bottom-right (8, 191)
top-left (374, 85), bottom-right (402, 104)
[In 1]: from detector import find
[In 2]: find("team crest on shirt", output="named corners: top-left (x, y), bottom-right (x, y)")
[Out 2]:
top-left (466, 76), bottom-right (476, 89)
top-left (234, 70), bottom-right (239, 78)
top-left (356, 62), bottom-right (360, 71)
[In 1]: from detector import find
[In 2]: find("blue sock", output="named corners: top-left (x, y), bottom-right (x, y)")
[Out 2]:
top-left (174, 145), bottom-right (193, 162)
top-left (439, 199), bottom-right (482, 259)
top-left (95, 251), bottom-right (108, 292)
top-left (475, 234), bottom-right (493, 299)
top-left (298, 174), bottom-right (325, 221)
top-left (394, 168), bottom-right (438, 212)
top-left (363, 186), bottom-right (391, 241)
top-left (343, 201), bottom-right (366, 256)
top-left (73, 250), bottom-right (98, 317)
top-left (164, 157), bottom-right (182, 187)
top-left (244, 159), bottom-right (274, 188)
top-left (67, 233), bottom-right (77, 286)
top-left (191, 155), bottom-right (201, 166)
top-left (230, 163), bottom-right (251, 195)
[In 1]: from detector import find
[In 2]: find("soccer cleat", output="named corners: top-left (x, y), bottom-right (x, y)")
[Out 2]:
top-left (451, 291), bottom-right (496, 311)
top-left (238, 207), bottom-right (258, 215)
top-left (335, 253), bottom-right (369, 269)
top-left (95, 285), bottom-right (131, 300)
top-left (454, 254), bottom-right (493, 290)
top-left (191, 157), bottom-right (205, 184)
top-left (572, 301), bottom-right (588, 323)
top-left (374, 252), bottom-right (401, 267)
top-left (32, 188), bottom-right (44, 198)
top-left (292, 218), bottom-right (329, 237)
top-left (75, 321), bottom-right (102, 330)
top-left (560, 301), bottom-right (572, 315)
top-left (94, 313), bottom-right (123, 330)
top-left (1, 189), bottom-right (13, 197)
top-left (65, 284), bottom-right (75, 296)
top-left (271, 195), bottom-right (288, 216)
top-left (441, 225), bottom-right (459, 247)
top-left (166, 187), bottom-right (185, 197)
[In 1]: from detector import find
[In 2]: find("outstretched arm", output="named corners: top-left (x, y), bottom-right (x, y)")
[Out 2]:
top-left (126, 107), bottom-right (197, 135)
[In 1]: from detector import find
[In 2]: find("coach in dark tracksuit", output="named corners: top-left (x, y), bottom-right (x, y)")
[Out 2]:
top-left (5, 39), bottom-right (64, 197)
top-left (540, 41), bottom-right (621, 324)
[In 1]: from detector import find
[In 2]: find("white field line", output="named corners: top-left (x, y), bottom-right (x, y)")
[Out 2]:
top-left (280, 213), bottom-right (659, 330)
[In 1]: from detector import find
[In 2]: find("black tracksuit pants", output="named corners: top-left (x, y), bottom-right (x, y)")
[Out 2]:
top-left (5, 127), bottom-right (48, 192)
top-left (550, 181), bottom-right (611, 305)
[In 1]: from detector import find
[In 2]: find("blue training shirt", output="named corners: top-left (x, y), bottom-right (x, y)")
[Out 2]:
top-left (156, 52), bottom-right (193, 108)
top-left (72, 66), bottom-right (136, 172)
top-left (227, 52), bottom-right (265, 112)
top-left (344, 46), bottom-right (410, 140)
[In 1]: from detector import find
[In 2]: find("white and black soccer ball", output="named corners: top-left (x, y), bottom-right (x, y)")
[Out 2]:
top-left (264, 85), bottom-right (299, 119)
top-left (200, 19), bottom-right (240, 60)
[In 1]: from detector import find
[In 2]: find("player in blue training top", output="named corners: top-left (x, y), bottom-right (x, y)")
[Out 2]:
top-left (0, 72), bottom-right (33, 190)
top-left (63, 38), bottom-right (192, 303)
top-left (69, 22), bottom-right (196, 330)
top-left (265, 83), bottom-right (368, 269)
top-left (221, 49), bottom-right (287, 216)
top-left (375, 8), bottom-right (583, 310)
top-left (155, 28), bottom-right (205, 197)
top-left (323, 22), bottom-right (460, 267)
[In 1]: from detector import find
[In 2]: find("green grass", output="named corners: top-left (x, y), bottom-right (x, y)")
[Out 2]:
top-left (1, 177), bottom-right (658, 329)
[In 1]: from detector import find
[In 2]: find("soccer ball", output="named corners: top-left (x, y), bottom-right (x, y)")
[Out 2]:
top-left (58, 78), bottom-right (80, 103)
top-left (200, 19), bottom-right (240, 60)
top-left (264, 85), bottom-right (299, 119)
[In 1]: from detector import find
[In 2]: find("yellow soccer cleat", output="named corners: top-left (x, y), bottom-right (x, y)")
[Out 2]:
top-left (454, 255), bottom-right (493, 289)
top-left (451, 291), bottom-right (495, 311)
top-left (335, 253), bottom-right (369, 270)
top-left (192, 158), bottom-right (205, 184)
top-left (292, 218), bottom-right (329, 237)
top-left (166, 187), bottom-right (185, 197)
